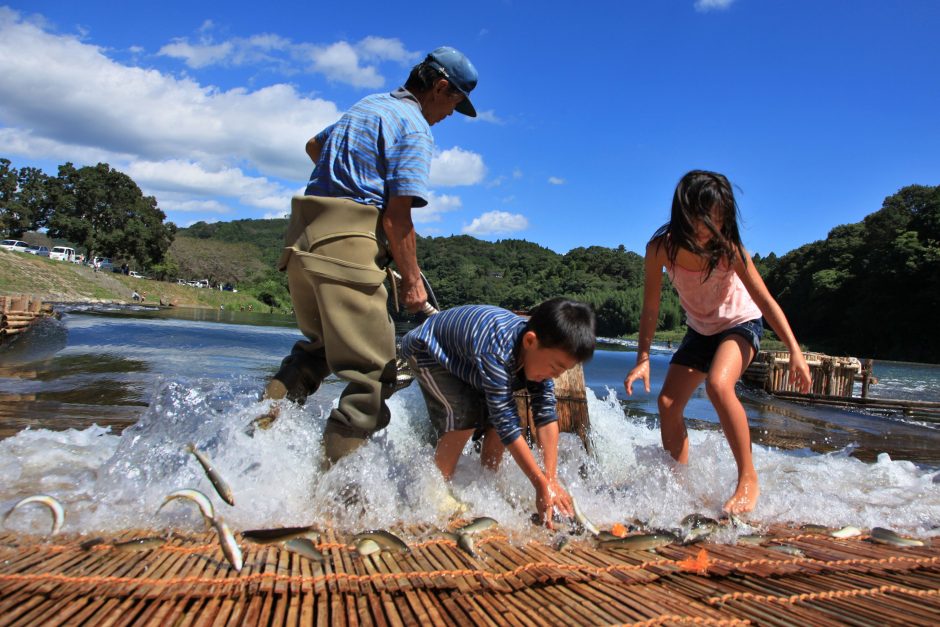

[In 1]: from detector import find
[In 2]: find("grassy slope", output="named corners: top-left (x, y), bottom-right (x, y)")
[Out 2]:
top-left (0, 250), bottom-right (267, 309)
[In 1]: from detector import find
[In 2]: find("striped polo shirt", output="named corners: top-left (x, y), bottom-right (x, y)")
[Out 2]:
top-left (305, 89), bottom-right (433, 209)
top-left (400, 305), bottom-right (557, 445)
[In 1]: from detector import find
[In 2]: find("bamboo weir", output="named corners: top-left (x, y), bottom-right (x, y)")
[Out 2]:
top-left (0, 295), bottom-right (55, 344)
top-left (743, 350), bottom-right (940, 420)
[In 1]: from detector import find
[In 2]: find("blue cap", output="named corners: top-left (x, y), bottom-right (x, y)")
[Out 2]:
top-left (426, 46), bottom-right (478, 118)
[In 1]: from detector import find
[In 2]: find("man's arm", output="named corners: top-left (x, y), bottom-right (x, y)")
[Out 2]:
top-left (305, 135), bottom-right (323, 164)
top-left (382, 196), bottom-right (427, 311)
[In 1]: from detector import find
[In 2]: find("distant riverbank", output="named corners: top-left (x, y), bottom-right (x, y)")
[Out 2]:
top-left (0, 250), bottom-right (267, 310)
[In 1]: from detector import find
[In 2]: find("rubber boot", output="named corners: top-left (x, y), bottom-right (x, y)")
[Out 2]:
top-left (322, 426), bottom-right (369, 468)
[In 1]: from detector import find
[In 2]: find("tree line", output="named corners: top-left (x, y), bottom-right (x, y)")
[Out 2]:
top-left (3, 156), bottom-right (936, 362)
top-left (1, 158), bottom-right (176, 267)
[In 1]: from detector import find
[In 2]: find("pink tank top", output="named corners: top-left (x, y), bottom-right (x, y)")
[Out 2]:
top-left (667, 263), bottom-right (762, 336)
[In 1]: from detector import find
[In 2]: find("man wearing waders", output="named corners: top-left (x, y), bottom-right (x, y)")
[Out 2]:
top-left (264, 47), bottom-right (479, 466)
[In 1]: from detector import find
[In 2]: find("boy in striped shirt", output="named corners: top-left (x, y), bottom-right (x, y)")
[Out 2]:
top-left (400, 298), bottom-right (596, 528)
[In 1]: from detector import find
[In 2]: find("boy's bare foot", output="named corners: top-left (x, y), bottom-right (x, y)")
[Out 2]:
top-left (723, 476), bottom-right (760, 514)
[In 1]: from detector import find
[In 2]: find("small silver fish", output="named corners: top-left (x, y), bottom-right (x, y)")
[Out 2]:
top-left (355, 538), bottom-right (382, 557)
top-left (800, 524), bottom-right (829, 534)
top-left (351, 529), bottom-right (410, 553)
top-left (186, 443), bottom-right (235, 506)
top-left (737, 534), bottom-right (768, 546)
top-left (552, 533), bottom-right (573, 551)
top-left (456, 532), bottom-right (477, 557)
top-left (571, 497), bottom-right (600, 537)
top-left (242, 526), bottom-right (320, 545)
top-left (157, 488), bottom-right (216, 525)
top-left (283, 538), bottom-right (324, 562)
top-left (457, 517), bottom-right (498, 535)
top-left (681, 514), bottom-right (719, 544)
top-left (113, 536), bottom-right (165, 552)
top-left (870, 527), bottom-right (924, 547)
top-left (3, 494), bottom-right (64, 535)
top-left (599, 532), bottom-right (678, 551)
top-left (595, 531), bottom-right (620, 542)
top-left (768, 544), bottom-right (805, 557)
top-left (830, 525), bottom-right (862, 539)
top-left (212, 517), bottom-right (243, 572)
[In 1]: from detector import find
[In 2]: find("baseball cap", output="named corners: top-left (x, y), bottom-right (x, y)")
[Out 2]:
top-left (426, 46), bottom-right (478, 117)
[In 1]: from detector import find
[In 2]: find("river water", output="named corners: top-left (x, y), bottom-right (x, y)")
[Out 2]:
top-left (1, 305), bottom-right (939, 540)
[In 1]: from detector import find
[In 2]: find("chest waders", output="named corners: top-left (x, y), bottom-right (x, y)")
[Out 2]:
top-left (273, 195), bottom-right (397, 465)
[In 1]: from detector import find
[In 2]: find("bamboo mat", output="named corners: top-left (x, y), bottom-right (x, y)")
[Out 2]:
top-left (0, 525), bottom-right (938, 626)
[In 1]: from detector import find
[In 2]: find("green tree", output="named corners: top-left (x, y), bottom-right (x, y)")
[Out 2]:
top-left (46, 162), bottom-right (175, 265)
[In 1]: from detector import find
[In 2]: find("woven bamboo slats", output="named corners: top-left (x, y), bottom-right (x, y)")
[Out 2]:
top-left (0, 295), bottom-right (54, 343)
top-left (0, 525), bottom-right (938, 626)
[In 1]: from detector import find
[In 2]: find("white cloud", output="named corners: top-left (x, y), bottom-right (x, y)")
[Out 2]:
top-left (462, 211), bottom-right (529, 236)
top-left (694, 0), bottom-right (736, 12)
top-left (302, 41), bottom-right (384, 89)
top-left (158, 39), bottom-right (234, 68)
top-left (262, 209), bottom-right (290, 220)
top-left (157, 196), bottom-right (231, 214)
top-left (0, 9), bottom-right (340, 214)
top-left (513, 168), bottom-right (523, 179)
top-left (413, 192), bottom-right (462, 224)
top-left (126, 160), bottom-right (293, 211)
top-left (548, 176), bottom-right (565, 185)
top-left (465, 109), bottom-right (503, 124)
top-left (430, 147), bottom-right (486, 186)
top-left (356, 36), bottom-right (421, 64)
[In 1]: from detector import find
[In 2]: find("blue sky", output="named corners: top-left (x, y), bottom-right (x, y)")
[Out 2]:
top-left (1, 1), bottom-right (937, 257)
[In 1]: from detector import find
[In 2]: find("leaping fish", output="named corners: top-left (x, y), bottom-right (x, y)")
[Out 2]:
top-left (456, 517), bottom-right (498, 535)
top-left (156, 488), bottom-right (216, 526)
top-left (212, 517), bottom-right (243, 572)
top-left (186, 443), bottom-right (235, 506)
top-left (3, 494), bottom-right (65, 535)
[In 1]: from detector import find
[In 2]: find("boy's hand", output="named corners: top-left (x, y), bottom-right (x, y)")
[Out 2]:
top-left (535, 479), bottom-right (573, 530)
top-left (790, 351), bottom-right (812, 394)
top-left (624, 360), bottom-right (650, 396)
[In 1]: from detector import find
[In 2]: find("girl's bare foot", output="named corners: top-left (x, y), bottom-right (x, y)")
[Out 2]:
top-left (723, 476), bottom-right (760, 514)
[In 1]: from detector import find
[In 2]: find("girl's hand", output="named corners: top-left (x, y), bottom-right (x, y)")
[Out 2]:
top-left (624, 360), bottom-right (651, 395)
top-left (790, 351), bottom-right (812, 394)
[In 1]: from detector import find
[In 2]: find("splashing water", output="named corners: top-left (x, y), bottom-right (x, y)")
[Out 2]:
top-left (2, 376), bottom-right (939, 540)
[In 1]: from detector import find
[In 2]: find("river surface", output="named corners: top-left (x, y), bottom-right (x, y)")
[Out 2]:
top-left (1, 305), bottom-right (939, 539)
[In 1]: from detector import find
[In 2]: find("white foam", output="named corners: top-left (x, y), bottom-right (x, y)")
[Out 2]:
top-left (2, 380), bottom-right (939, 540)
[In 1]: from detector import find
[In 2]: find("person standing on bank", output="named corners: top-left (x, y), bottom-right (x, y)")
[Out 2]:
top-left (263, 47), bottom-right (479, 466)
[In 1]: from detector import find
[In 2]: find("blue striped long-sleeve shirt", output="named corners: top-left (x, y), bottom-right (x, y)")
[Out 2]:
top-left (305, 90), bottom-right (433, 209)
top-left (400, 305), bottom-right (557, 445)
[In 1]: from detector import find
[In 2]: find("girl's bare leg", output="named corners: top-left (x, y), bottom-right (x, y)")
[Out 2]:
top-left (706, 335), bottom-right (758, 514)
top-left (658, 365), bottom-right (707, 463)
top-left (480, 427), bottom-right (505, 471)
top-left (435, 429), bottom-right (475, 480)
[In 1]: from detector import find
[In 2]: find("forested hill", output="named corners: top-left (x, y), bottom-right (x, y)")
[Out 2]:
top-left (764, 184), bottom-right (939, 363)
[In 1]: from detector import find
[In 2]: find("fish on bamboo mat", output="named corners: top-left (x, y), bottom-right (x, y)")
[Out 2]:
top-left (351, 529), bottom-right (409, 553)
top-left (599, 532), bottom-right (679, 551)
top-left (113, 536), bottom-right (166, 552)
top-left (241, 526), bottom-right (320, 545)
top-left (283, 537), bottom-right (324, 562)
top-left (212, 516), bottom-right (243, 571)
top-left (2, 494), bottom-right (64, 535)
top-left (870, 526), bottom-right (925, 547)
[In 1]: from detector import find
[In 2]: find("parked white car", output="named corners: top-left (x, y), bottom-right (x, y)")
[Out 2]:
top-left (50, 246), bottom-right (76, 262)
top-left (128, 271), bottom-right (146, 279)
top-left (1, 239), bottom-right (30, 252)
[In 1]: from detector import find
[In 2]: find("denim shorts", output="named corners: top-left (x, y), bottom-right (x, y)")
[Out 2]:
top-left (670, 318), bottom-right (763, 374)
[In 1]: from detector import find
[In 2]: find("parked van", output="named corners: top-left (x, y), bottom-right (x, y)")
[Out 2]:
top-left (50, 246), bottom-right (76, 262)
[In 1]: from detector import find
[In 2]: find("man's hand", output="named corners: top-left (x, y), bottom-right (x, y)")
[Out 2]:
top-left (399, 275), bottom-right (428, 313)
